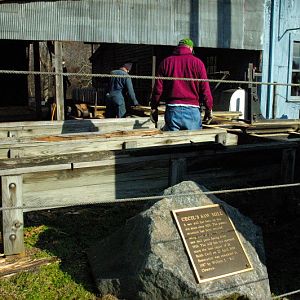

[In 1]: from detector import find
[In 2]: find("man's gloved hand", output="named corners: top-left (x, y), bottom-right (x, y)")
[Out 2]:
top-left (203, 109), bottom-right (213, 125)
top-left (150, 108), bottom-right (158, 124)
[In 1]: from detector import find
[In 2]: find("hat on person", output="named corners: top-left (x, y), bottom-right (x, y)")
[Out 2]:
top-left (122, 63), bottom-right (133, 72)
top-left (178, 38), bottom-right (194, 48)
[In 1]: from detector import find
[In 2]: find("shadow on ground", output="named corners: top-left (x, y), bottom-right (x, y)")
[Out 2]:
top-left (24, 202), bottom-right (147, 295)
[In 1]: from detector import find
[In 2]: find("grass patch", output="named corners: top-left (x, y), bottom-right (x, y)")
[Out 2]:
top-left (0, 203), bottom-right (145, 300)
top-left (0, 263), bottom-right (96, 300)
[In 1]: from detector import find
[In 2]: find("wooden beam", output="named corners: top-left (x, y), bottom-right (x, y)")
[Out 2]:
top-left (33, 42), bottom-right (42, 120)
top-left (54, 41), bottom-right (64, 121)
top-left (0, 117), bottom-right (164, 139)
top-left (151, 55), bottom-right (156, 89)
top-left (0, 128), bottom-right (234, 159)
top-left (0, 111), bottom-right (246, 140)
top-left (0, 139), bottom-right (297, 177)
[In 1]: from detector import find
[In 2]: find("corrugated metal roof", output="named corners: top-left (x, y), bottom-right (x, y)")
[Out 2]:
top-left (0, 0), bottom-right (265, 50)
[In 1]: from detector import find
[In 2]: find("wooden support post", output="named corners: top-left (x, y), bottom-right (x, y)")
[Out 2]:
top-left (278, 148), bottom-right (297, 216)
top-left (169, 158), bottom-right (187, 186)
top-left (54, 41), bottom-right (64, 121)
top-left (281, 148), bottom-right (296, 183)
top-left (1, 175), bottom-right (25, 256)
top-left (33, 41), bottom-right (42, 120)
top-left (151, 55), bottom-right (156, 89)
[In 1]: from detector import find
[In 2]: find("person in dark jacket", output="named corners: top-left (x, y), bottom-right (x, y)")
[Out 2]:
top-left (105, 63), bottom-right (140, 118)
top-left (150, 38), bottom-right (213, 130)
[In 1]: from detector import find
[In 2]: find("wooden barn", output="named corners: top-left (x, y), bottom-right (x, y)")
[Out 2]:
top-left (0, 2), bottom-right (299, 298)
top-left (0, 0), bottom-right (265, 120)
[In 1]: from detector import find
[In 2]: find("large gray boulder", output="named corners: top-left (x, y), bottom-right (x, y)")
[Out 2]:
top-left (88, 181), bottom-right (271, 300)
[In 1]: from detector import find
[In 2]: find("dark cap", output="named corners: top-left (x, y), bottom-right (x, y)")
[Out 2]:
top-left (122, 63), bottom-right (133, 72)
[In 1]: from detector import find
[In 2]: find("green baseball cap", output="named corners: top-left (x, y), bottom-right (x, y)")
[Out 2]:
top-left (178, 38), bottom-right (194, 48)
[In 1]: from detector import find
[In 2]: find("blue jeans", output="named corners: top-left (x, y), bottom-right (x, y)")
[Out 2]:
top-left (164, 106), bottom-right (202, 131)
top-left (105, 93), bottom-right (126, 118)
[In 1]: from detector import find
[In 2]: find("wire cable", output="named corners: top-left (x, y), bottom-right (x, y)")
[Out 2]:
top-left (1, 182), bottom-right (299, 212)
top-left (0, 69), bottom-right (300, 87)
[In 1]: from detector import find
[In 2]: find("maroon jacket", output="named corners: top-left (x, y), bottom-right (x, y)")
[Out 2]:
top-left (151, 46), bottom-right (213, 110)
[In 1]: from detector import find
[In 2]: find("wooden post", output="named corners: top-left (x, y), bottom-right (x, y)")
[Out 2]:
top-left (1, 175), bottom-right (25, 255)
top-left (33, 41), bottom-right (42, 120)
top-left (277, 148), bottom-right (297, 216)
top-left (54, 41), bottom-right (64, 121)
top-left (151, 55), bottom-right (156, 89)
top-left (169, 158), bottom-right (187, 186)
top-left (281, 148), bottom-right (296, 183)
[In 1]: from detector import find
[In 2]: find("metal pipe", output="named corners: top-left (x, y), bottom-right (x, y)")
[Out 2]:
top-left (266, 0), bottom-right (276, 119)
top-left (272, 82), bottom-right (277, 119)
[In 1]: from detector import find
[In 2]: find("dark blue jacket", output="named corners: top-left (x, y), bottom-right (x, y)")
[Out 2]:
top-left (108, 69), bottom-right (138, 105)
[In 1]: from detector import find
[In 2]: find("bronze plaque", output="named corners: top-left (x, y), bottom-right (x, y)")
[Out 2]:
top-left (172, 204), bottom-right (253, 283)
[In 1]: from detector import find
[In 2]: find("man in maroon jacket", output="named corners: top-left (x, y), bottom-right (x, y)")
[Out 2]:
top-left (150, 38), bottom-right (213, 130)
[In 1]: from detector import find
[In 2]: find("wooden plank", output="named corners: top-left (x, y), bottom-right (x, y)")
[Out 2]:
top-left (0, 128), bottom-right (231, 159)
top-left (1, 175), bottom-right (25, 255)
top-left (0, 139), bottom-right (297, 177)
top-left (0, 163), bottom-right (71, 176)
top-left (18, 142), bottom-right (289, 211)
top-left (0, 257), bottom-right (59, 278)
top-left (22, 160), bottom-right (169, 193)
top-left (249, 132), bottom-right (300, 142)
top-left (0, 117), bottom-right (164, 139)
top-left (22, 163), bottom-right (169, 211)
top-left (0, 111), bottom-right (244, 139)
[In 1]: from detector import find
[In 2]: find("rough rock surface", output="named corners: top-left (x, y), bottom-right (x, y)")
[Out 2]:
top-left (88, 181), bottom-right (271, 300)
